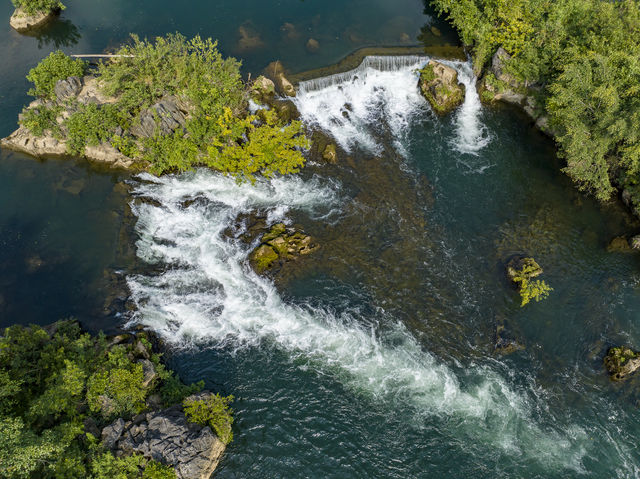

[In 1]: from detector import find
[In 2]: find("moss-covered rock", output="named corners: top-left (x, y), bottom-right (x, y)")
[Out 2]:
top-left (604, 346), bottom-right (640, 381)
top-left (418, 60), bottom-right (465, 115)
top-left (506, 256), bottom-right (543, 283)
top-left (249, 223), bottom-right (319, 274)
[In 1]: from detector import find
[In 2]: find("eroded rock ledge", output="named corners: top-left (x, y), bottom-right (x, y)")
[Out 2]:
top-left (9, 6), bottom-right (58, 32)
top-left (1, 75), bottom-right (139, 169)
top-left (102, 392), bottom-right (226, 479)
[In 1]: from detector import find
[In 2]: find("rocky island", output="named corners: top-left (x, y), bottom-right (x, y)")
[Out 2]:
top-left (0, 320), bottom-right (232, 478)
top-left (1, 34), bottom-right (308, 181)
top-left (9, 0), bottom-right (63, 32)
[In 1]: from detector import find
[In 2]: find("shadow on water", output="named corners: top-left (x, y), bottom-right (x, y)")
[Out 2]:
top-left (26, 17), bottom-right (82, 49)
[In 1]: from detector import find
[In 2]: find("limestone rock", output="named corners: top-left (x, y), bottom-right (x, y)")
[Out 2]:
top-left (131, 99), bottom-right (187, 138)
top-left (102, 418), bottom-right (125, 449)
top-left (418, 60), bottom-right (465, 115)
top-left (273, 99), bottom-right (300, 124)
top-left (9, 7), bottom-right (57, 32)
top-left (110, 393), bottom-right (226, 479)
top-left (604, 346), bottom-right (640, 381)
top-left (265, 61), bottom-right (296, 97)
top-left (491, 47), bottom-right (520, 88)
top-left (54, 76), bottom-right (83, 101)
top-left (138, 359), bottom-right (157, 388)
top-left (252, 76), bottom-right (276, 104)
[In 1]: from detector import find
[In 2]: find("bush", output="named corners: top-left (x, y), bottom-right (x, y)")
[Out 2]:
top-left (26, 50), bottom-right (85, 100)
top-left (183, 394), bottom-right (234, 444)
top-left (12, 0), bottom-right (64, 16)
top-left (65, 104), bottom-right (125, 155)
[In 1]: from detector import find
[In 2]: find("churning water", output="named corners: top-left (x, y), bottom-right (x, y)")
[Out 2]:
top-left (121, 57), bottom-right (640, 476)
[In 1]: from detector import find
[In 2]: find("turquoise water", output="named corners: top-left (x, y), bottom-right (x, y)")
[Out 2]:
top-left (2, 1), bottom-right (640, 477)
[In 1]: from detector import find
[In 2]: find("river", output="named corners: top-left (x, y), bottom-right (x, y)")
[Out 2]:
top-left (1, 1), bottom-right (640, 477)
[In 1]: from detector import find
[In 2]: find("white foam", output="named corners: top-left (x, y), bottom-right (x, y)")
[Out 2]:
top-left (126, 169), bottom-right (586, 472)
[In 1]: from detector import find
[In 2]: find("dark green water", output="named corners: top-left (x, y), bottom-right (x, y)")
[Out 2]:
top-left (2, 1), bottom-right (640, 478)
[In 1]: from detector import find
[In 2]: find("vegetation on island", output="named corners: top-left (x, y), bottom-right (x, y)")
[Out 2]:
top-left (0, 321), bottom-right (232, 479)
top-left (506, 257), bottom-right (552, 306)
top-left (20, 34), bottom-right (308, 180)
top-left (11, 0), bottom-right (64, 16)
top-left (430, 0), bottom-right (640, 204)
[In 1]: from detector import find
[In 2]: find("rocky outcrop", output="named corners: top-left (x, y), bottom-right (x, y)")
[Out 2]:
top-left (265, 61), bottom-right (296, 97)
top-left (54, 76), bottom-right (82, 101)
top-left (9, 7), bottom-right (58, 32)
top-left (130, 99), bottom-right (187, 138)
top-left (604, 346), bottom-right (640, 381)
top-left (251, 76), bottom-right (276, 104)
top-left (418, 60), bottom-right (465, 115)
top-left (249, 223), bottom-right (319, 273)
top-left (102, 392), bottom-right (226, 479)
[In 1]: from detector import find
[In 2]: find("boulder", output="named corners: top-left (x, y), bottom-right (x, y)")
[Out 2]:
top-left (131, 99), bottom-right (187, 138)
top-left (112, 394), bottom-right (226, 479)
top-left (249, 223), bottom-right (319, 274)
top-left (604, 346), bottom-right (640, 381)
top-left (138, 359), bottom-right (158, 388)
top-left (54, 76), bottom-right (83, 101)
top-left (491, 47), bottom-right (520, 88)
top-left (418, 60), bottom-right (465, 115)
top-left (9, 7), bottom-right (57, 32)
top-left (265, 61), bottom-right (296, 97)
top-left (252, 76), bottom-right (276, 104)
top-left (102, 418), bottom-right (125, 449)
top-left (273, 99), bottom-right (300, 124)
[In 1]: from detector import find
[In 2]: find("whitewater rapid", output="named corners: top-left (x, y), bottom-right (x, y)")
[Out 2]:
top-left (126, 57), bottom-right (588, 472)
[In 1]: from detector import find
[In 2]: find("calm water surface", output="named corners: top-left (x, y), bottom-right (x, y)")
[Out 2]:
top-left (1, 1), bottom-right (640, 478)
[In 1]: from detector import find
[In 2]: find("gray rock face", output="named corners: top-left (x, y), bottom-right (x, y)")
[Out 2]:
top-left (131, 100), bottom-right (187, 138)
top-left (491, 47), bottom-right (519, 88)
top-left (55, 76), bottom-right (83, 101)
top-left (104, 393), bottom-right (225, 479)
top-left (102, 418), bottom-right (125, 450)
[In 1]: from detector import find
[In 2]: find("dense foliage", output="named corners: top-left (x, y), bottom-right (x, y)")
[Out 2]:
top-left (430, 0), bottom-right (640, 203)
top-left (183, 393), bottom-right (234, 445)
top-left (26, 50), bottom-right (85, 100)
top-left (11, 0), bottom-right (64, 16)
top-left (21, 34), bottom-right (308, 180)
top-left (0, 321), bottom-right (206, 479)
top-left (508, 259), bottom-right (552, 306)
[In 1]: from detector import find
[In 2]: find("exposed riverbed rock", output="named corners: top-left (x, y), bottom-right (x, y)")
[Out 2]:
top-left (265, 61), bottom-right (296, 97)
top-left (604, 346), bottom-right (640, 381)
top-left (493, 323), bottom-right (524, 355)
top-left (249, 223), bottom-right (319, 273)
top-left (9, 7), bottom-right (58, 32)
top-left (418, 60), bottom-right (465, 115)
top-left (103, 392), bottom-right (226, 479)
top-left (251, 75), bottom-right (276, 104)
top-left (130, 99), bottom-right (187, 138)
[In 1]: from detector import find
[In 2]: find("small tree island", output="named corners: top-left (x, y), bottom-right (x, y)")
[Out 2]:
top-left (1, 33), bottom-right (309, 181)
top-left (9, 0), bottom-right (64, 32)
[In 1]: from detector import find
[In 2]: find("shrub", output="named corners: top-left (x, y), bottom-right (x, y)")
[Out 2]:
top-left (12, 0), bottom-right (64, 16)
top-left (26, 50), bottom-right (85, 100)
top-left (19, 105), bottom-right (62, 137)
top-left (65, 104), bottom-right (124, 155)
top-left (183, 393), bottom-right (234, 444)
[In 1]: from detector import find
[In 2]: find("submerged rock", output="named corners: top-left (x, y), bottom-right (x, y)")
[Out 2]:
top-left (604, 346), bottom-right (640, 381)
top-left (493, 324), bottom-right (524, 355)
top-left (306, 38), bottom-right (320, 53)
top-left (418, 60), bottom-right (465, 115)
top-left (249, 223), bottom-right (319, 273)
top-left (607, 236), bottom-right (633, 253)
top-left (10, 6), bottom-right (58, 32)
top-left (105, 392), bottom-right (226, 479)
